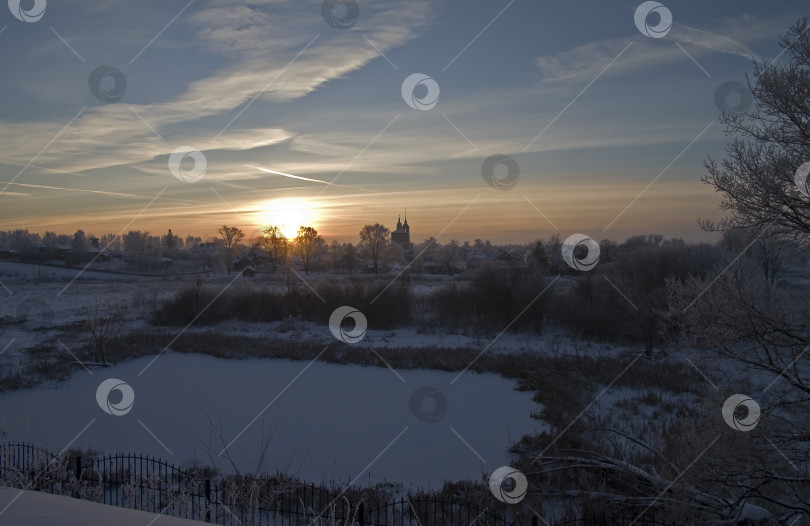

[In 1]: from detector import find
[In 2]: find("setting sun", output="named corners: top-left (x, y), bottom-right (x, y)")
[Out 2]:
top-left (254, 197), bottom-right (318, 238)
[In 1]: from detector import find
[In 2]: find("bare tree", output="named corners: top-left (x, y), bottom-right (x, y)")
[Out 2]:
top-left (325, 239), bottom-right (343, 274)
top-left (41, 231), bottom-right (58, 257)
top-left (436, 239), bottom-right (462, 275)
top-left (9, 229), bottom-right (36, 258)
top-left (216, 225), bottom-right (245, 274)
top-left (70, 230), bottom-right (89, 265)
top-left (527, 21), bottom-right (810, 524)
top-left (85, 299), bottom-right (127, 366)
top-left (381, 240), bottom-right (404, 273)
top-left (258, 225), bottom-right (288, 266)
top-left (660, 19), bottom-right (810, 522)
top-left (358, 223), bottom-right (390, 274)
top-left (293, 226), bottom-right (323, 275)
top-left (123, 230), bottom-right (160, 271)
top-left (342, 243), bottom-right (358, 274)
top-left (99, 233), bottom-right (121, 255)
top-left (700, 19), bottom-right (810, 241)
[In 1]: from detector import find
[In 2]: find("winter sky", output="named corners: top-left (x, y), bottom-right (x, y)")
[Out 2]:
top-left (0, 0), bottom-right (806, 243)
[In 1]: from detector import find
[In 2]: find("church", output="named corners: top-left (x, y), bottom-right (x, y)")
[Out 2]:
top-left (391, 213), bottom-right (412, 250)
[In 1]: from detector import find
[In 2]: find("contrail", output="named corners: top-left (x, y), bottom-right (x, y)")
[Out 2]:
top-left (0, 181), bottom-right (193, 203)
top-left (246, 164), bottom-right (372, 192)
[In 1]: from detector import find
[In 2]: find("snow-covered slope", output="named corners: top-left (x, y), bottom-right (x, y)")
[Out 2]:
top-left (0, 487), bottom-right (209, 526)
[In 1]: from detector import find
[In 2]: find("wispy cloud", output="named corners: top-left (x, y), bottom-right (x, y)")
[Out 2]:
top-left (671, 24), bottom-right (755, 59)
top-left (534, 15), bottom-right (769, 82)
top-left (0, 0), bottom-right (433, 177)
top-left (0, 181), bottom-right (195, 202)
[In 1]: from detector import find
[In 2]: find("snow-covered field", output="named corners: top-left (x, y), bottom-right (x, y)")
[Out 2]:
top-left (0, 353), bottom-right (544, 489)
top-left (1, 267), bottom-right (684, 523)
top-left (0, 261), bottom-right (149, 282)
top-left (0, 275), bottom-right (619, 370)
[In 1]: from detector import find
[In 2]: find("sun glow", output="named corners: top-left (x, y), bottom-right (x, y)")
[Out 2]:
top-left (254, 198), bottom-right (319, 239)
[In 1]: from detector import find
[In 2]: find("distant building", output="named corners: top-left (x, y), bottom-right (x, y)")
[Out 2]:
top-left (494, 250), bottom-right (521, 267)
top-left (233, 249), bottom-right (265, 270)
top-left (391, 213), bottom-right (411, 249)
top-left (191, 242), bottom-right (216, 257)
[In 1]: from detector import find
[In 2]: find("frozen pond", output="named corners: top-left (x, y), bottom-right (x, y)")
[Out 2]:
top-left (0, 353), bottom-right (544, 489)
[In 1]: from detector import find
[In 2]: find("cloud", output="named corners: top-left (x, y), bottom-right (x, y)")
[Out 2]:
top-left (670, 24), bottom-right (755, 59)
top-left (0, 0), bottom-right (433, 177)
top-left (534, 16), bottom-right (766, 82)
top-left (0, 181), bottom-right (194, 202)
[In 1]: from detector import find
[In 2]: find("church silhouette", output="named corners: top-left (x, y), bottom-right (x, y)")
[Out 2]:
top-left (391, 213), bottom-right (411, 250)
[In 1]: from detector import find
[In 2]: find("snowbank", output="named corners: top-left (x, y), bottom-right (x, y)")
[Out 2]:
top-left (0, 487), bottom-right (209, 526)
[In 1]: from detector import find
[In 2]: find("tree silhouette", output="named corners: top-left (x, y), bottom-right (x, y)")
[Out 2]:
top-left (216, 225), bottom-right (245, 274)
top-left (293, 226), bottom-right (323, 275)
top-left (259, 225), bottom-right (289, 266)
top-left (359, 223), bottom-right (390, 274)
top-left (701, 18), bottom-right (810, 240)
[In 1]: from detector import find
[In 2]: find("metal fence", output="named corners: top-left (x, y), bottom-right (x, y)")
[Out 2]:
top-left (0, 442), bottom-right (516, 525)
top-left (0, 443), bottom-right (677, 526)
top-left (551, 514), bottom-right (675, 526)
top-left (362, 498), bottom-right (513, 526)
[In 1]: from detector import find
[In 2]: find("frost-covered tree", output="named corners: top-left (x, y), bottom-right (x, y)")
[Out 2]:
top-left (665, 19), bottom-right (810, 522)
top-left (258, 225), bottom-right (288, 266)
top-left (216, 225), bottom-right (245, 274)
top-left (529, 20), bottom-right (810, 524)
top-left (358, 223), bottom-right (390, 274)
top-left (293, 226), bottom-right (323, 275)
top-left (123, 230), bottom-right (161, 271)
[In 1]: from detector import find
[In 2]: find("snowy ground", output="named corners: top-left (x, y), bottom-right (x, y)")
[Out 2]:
top-left (0, 267), bottom-right (687, 511)
top-left (0, 275), bottom-right (621, 372)
top-left (0, 353), bottom-right (544, 489)
top-left (0, 487), bottom-right (209, 525)
top-left (0, 261), bottom-right (151, 282)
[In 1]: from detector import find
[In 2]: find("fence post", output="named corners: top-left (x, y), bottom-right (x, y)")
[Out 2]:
top-left (358, 501), bottom-right (364, 526)
top-left (204, 479), bottom-right (211, 523)
top-left (72, 455), bottom-right (81, 499)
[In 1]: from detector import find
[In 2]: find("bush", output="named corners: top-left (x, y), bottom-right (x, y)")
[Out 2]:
top-left (426, 264), bottom-right (552, 333)
top-left (151, 275), bottom-right (416, 329)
